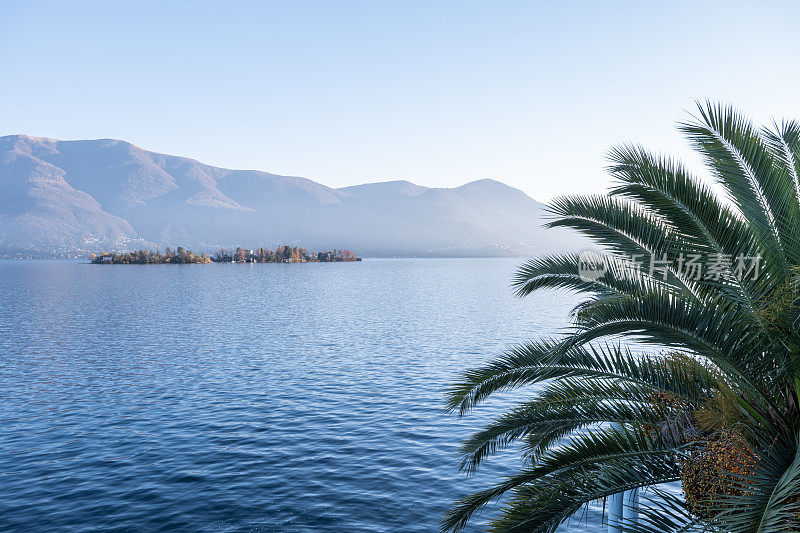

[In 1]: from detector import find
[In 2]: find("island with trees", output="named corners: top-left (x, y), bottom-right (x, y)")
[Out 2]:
top-left (213, 246), bottom-right (359, 263)
top-left (91, 245), bottom-right (360, 264)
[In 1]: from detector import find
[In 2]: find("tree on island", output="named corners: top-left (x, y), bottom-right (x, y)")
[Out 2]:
top-left (234, 247), bottom-right (248, 263)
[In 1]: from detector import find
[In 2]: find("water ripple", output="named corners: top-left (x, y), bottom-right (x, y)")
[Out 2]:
top-left (0, 259), bottom-right (588, 532)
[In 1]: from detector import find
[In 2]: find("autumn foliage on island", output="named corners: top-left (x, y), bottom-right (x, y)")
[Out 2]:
top-left (214, 246), bottom-right (359, 263)
top-left (91, 247), bottom-right (211, 264)
top-left (91, 246), bottom-right (360, 264)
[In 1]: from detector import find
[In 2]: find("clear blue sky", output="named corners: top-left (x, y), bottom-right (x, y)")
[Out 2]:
top-left (2, 1), bottom-right (799, 200)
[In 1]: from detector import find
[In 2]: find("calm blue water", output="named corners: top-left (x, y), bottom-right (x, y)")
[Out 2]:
top-left (0, 258), bottom-right (599, 532)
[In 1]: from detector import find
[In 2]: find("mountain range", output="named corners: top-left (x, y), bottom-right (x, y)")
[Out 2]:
top-left (0, 135), bottom-right (583, 257)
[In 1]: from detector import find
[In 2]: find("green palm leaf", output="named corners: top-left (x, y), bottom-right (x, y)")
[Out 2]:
top-left (445, 103), bottom-right (800, 532)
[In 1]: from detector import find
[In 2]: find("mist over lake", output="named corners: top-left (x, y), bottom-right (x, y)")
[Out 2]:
top-left (0, 258), bottom-right (594, 532)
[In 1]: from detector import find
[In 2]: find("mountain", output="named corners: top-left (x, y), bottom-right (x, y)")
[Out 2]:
top-left (0, 135), bottom-right (584, 257)
top-left (339, 180), bottom-right (428, 199)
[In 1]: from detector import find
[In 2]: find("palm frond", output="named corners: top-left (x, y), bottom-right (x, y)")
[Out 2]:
top-left (446, 102), bottom-right (800, 532)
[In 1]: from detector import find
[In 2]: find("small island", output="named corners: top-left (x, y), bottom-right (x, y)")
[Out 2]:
top-left (91, 245), bottom-right (361, 264)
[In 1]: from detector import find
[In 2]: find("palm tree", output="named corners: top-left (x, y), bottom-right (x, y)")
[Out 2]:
top-left (443, 102), bottom-right (800, 532)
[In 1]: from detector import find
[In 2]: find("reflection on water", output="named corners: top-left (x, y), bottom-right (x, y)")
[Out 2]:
top-left (0, 258), bottom-right (594, 531)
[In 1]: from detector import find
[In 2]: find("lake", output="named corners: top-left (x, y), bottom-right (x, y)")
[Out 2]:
top-left (0, 258), bottom-right (601, 532)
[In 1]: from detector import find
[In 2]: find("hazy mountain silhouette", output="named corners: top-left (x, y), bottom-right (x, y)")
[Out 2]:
top-left (0, 135), bottom-right (584, 257)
